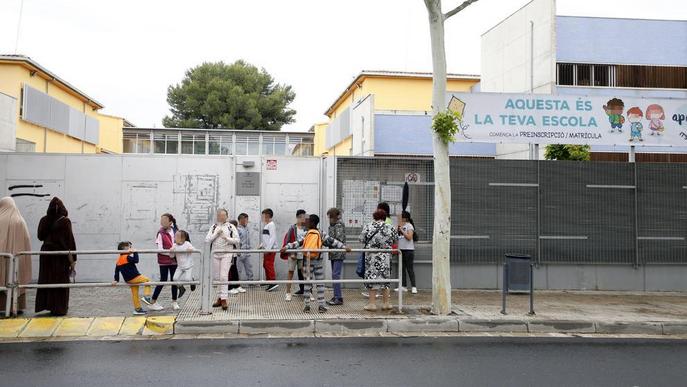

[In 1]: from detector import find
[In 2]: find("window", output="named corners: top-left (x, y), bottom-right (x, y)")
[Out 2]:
top-left (576, 64), bottom-right (592, 86)
top-left (181, 134), bottom-right (194, 154)
top-left (15, 139), bottom-right (35, 152)
top-left (557, 63), bottom-right (574, 85)
top-left (235, 134), bottom-right (260, 155)
top-left (208, 133), bottom-right (232, 155)
top-left (262, 135), bottom-right (286, 155)
top-left (288, 135), bottom-right (314, 156)
top-left (153, 132), bottom-right (179, 154)
top-left (557, 63), bottom-right (686, 89)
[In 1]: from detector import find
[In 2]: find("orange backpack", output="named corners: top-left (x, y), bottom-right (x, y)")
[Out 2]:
top-left (302, 229), bottom-right (322, 259)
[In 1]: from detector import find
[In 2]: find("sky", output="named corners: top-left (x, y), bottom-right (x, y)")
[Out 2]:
top-left (0, 0), bottom-right (685, 131)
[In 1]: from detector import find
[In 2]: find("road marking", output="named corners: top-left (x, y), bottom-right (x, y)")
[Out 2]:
top-left (119, 317), bottom-right (147, 336)
top-left (19, 318), bottom-right (62, 337)
top-left (87, 317), bottom-right (124, 336)
top-left (54, 318), bottom-right (93, 337)
top-left (0, 318), bottom-right (29, 338)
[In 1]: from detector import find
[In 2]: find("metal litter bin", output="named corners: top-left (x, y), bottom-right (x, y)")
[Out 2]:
top-left (505, 254), bottom-right (531, 293)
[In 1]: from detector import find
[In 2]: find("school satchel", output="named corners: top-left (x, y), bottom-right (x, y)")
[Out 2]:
top-left (280, 225), bottom-right (297, 260)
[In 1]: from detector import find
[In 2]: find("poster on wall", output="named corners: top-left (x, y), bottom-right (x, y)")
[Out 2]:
top-left (447, 92), bottom-right (687, 147)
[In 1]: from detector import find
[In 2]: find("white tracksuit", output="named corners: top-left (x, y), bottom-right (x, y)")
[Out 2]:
top-left (205, 222), bottom-right (240, 300)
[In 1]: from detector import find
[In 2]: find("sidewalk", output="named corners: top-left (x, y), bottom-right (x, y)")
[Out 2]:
top-left (2, 288), bottom-right (686, 340)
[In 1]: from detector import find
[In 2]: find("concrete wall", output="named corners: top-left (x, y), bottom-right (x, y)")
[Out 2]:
top-left (0, 153), bottom-right (322, 282)
top-left (556, 16), bottom-right (687, 66)
top-left (350, 94), bottom-right (374, 157)
top-left (480, 0), bottom-right (557, 160)
top-left (373, 113), bottom-right (496, 156)
top-left (0, 92), bottom-right (16, 152)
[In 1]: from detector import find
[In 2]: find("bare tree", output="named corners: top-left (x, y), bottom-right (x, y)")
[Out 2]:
top-left (423, 0), bottom-right (479, 315)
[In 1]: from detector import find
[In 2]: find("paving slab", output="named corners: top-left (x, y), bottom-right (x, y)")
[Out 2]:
top-left (119, 317), bottom-right (147, 336)
top-left (0, 318), bottom-right (29, 338)
top-left (87, 317), bottom-right (124, 336)
top-left (53, 318), bottom-right (93, 337)
top-left (19, 317), bottom-right (62, 338)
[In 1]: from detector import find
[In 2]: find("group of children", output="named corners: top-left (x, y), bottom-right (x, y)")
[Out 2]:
top-left (113, 205), bottom-right (417, 315)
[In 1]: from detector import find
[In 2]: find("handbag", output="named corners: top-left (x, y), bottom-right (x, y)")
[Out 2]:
top-left (356, 226), bottom-right (381, 278)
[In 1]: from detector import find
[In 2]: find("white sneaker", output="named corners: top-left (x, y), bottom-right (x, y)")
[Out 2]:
top-left (237, 287), bottom-right (247, 293)
top-left (310, 295), bottom-right (315, 302)
top-left (147, 302), bottom-right (164, 311)
top-left (411, 287), bottom-right (418, 294)
top-left (285, 293), bottom-right (292, 302)
top-left (228, 288), bottom-right (240, 295)
top-left (171, 301), bottom-right (180, 310)
top-left (394, 287), bottom-right (407, 292)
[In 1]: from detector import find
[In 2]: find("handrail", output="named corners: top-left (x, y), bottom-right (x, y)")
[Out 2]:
top-left (1, 247), bottom-right (404, 318)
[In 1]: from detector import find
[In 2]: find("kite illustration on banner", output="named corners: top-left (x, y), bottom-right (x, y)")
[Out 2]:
top-left (448, 96), bottom-right (471, 139)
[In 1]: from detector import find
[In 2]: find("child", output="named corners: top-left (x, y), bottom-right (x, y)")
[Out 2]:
top-left (236, 213), bottom-right (254, 282)
top-left (170, 230), bottom-right (195, 299)
top-left (281, 214), bottom-right (350, 313)
top-left (112, 241), bottom-right (152, 315)
top-left (258, 208), bottom-right (278, 292)
top-left (206, 209), bottom-right (240, 310)
top-left (227, 220), bottom-right (244, 294)
top-left (397, 211), bottom-right (418, 294)
top-left (145, 213), bottom-right (178, 311)
top-left (646, 104), bottom-right (665, 135)
top-left (282, 209), bottom-right (307, 301)
top-left (326, 208), bottom-right (346, 306)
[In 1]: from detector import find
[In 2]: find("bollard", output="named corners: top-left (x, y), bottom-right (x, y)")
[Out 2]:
top-left (501, 259), bottom-right (508, 315)
top-left (528, 263), bottom-right (535, 315)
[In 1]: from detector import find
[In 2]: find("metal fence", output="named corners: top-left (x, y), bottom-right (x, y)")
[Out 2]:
top-left (1, 247), bottom-right (403, 317)
top-left (336, 157), bottom-right (687, 265)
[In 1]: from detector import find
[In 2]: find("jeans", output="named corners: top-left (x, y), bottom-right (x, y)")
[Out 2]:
top-left (401, 250), bottom-right (416, 287)
top-left (152, 265), bottom-right (177, 301)
top-left (330, 260), bottom-right (344, 300)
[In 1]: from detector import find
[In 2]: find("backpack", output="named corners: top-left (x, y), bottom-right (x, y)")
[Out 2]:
top-left (280, 225), bottom-right (297, 260)
top-left (302, 229), bottom-right (322, 259)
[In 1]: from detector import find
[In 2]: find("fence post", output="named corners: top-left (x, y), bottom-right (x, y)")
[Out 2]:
top-left (4, 255), bottom-right (14, 318)
top-left (200, 243), bottom-right (212, 315)
top-left (500, 259), bottom-right (508, 315)
top-left (397, 250), bottom-right (403, 312)
top-left (633, 162), bottom-right (640, 269)
top-left (11, 254), bottom-right (18, 317)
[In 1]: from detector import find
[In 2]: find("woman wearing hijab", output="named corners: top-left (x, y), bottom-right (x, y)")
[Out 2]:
top-left (35, 197), bottom-right (77, 316)
top-left (0, 197), bottom-right (32, 314)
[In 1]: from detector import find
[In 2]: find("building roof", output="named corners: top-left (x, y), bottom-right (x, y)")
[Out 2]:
top-left (0, 54), bottom-right (105, 109)
top-left (124, 127), bottom-right (314, 135)
top-left (325, 70), bottom-right (480, 117)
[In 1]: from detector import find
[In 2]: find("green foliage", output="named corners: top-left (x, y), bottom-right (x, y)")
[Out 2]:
top-left (163, 60), bottom-right (296, 130)
top-left (544, 144), bottom-right (591, 161)
top-left (432, 110), bottom-right (461, 144)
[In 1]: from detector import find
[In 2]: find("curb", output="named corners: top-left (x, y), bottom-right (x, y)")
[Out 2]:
top-left (173, 317), bottom-right (687, 337)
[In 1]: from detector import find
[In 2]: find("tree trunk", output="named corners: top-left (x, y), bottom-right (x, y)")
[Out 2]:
top-left (425, 0), bottom-right (452, 315)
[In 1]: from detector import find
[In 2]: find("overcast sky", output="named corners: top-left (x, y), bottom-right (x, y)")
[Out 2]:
top-left (0, 0), bottom-right (684, 131)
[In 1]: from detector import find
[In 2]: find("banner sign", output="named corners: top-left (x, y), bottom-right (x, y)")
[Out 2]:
top-left (446, 92), bottom-right (687, 147)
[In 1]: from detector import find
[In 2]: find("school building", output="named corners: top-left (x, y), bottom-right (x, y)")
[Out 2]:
top-left (0, 55), bottom-right (128, 154)
top-left (480, 0), bottom-right (687, 160)
top-left (312, 70), bottom-right (496, 157)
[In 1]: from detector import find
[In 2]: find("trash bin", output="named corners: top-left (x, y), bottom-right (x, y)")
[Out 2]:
top-left (505, 254), bottom-right (531, 293)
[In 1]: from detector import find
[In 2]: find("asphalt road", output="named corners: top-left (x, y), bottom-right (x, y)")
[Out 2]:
top-left (0, 336), bottom-right (685, 387)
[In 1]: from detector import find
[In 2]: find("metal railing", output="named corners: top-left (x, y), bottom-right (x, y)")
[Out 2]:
top-left (7, 249), bottom-right (201, 317)
top-left (1, 254), bottom-right (13, 317)
top-left (205, 248), bottom-right (403, 314)
top-left (1, 247), bottom-right (404, 317)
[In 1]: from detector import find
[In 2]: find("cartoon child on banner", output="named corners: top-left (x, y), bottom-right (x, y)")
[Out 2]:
top-left (626, 107), bottom-right (643, 142)
top-left (646, 104), bottom-right (666, 136)
top-left (603, 98), bottom-right (625, 133)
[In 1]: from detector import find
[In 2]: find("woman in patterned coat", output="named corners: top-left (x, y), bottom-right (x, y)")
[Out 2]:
top-left (359, 209), bottom-right (398, 312)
